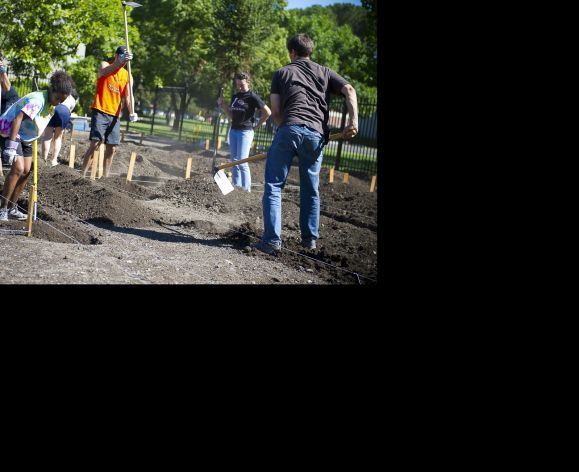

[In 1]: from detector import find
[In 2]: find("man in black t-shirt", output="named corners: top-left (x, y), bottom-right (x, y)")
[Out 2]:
top-left (218, 71), bottom-right (271, 192)
top-left (255, 33), bottom-right (358, 254)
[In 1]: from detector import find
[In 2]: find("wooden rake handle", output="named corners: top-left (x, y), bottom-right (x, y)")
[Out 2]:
top-left (215, 132), bottom-right (344, 171)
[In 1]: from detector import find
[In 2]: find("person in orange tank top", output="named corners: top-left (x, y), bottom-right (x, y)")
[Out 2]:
top-left (81, 46), bottom-right (138, 178)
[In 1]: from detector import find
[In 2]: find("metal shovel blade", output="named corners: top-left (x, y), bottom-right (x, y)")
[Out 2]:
top-left (214, 170), bottom-right (234, 195)
top-left (122, 1), bottom-right (142, 7)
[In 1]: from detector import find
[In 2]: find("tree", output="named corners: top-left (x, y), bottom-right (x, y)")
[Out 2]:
top-left (360, 0), bottom-right (377, 87)
top-left (0, 0), bottom-right (141, 114)
top-left (1, 0), bottom-right (85, 74)
top-left (328, 3), bottom-right (368, 38)
top-left (283, 5), bottom-right (376, 100)
top-left (129, 0), bottom-right (217, 130)
top-left (0, 0), bottom-right (135, 74)
top-left (210, 0), bottom-right (288, 97)
top-left (131, 0), bottom-right (288, 123)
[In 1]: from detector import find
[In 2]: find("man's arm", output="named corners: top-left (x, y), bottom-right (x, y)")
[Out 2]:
top-left (270, 94), bottom-right (282, 127)
top-left (340, 84), bottom-right (358, 140)
top-left (97, 55), bottom-right (129, 79)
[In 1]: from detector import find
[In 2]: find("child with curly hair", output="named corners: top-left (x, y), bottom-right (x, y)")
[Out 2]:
top-left (0, 70), bottom-right (73, 221)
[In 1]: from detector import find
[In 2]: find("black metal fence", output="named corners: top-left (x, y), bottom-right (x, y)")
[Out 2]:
top-left (127, 89), bottom-right (377, 175)
top-left (4, 72), bottom-right (377, 175)
top-left (251, 96), bottom-right (377, 175)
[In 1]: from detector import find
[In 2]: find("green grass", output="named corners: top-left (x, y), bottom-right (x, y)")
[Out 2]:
top-left (321, 154), bottom-right (376, 174)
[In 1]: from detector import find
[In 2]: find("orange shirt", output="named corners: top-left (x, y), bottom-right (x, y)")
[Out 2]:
top-left (92, 62), bottom-right (129, 117)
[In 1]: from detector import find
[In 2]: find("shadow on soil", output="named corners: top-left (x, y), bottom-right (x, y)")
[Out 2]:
top-left (86, 219), bottom-right (235, 247)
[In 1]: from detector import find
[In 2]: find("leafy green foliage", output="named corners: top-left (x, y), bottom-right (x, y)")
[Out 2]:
top-left (66, 56), bottom-right (99, 116)
top-left (284, 6), bottom-right (376, 97)
top-left (1, 0), bottom-right (377, 112)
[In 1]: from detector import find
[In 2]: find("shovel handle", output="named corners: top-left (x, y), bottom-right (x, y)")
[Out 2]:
top-left (216, 152), bottom-right (267, 170)
top-left (214, 132), bottom-right (344, 171)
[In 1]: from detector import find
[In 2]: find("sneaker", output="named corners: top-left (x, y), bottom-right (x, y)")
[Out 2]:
top-left (0, 208), bottom-right (8, 221)
top-left (301, 239), bottom-right (317, 250)
top-left (9, 206), bottom-right (27, 220)
top-left (252, 241), bottom-right (281, 255)
top-left (50, 160), bottom-right (59, 167)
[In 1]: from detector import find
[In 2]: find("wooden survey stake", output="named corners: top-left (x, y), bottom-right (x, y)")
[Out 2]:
top-left (329, 167), bottom-right (335, 183)
top-left (90, 150), bottom-right (98, 180)
top-left (126, 152), bottom-right (136, 182)
top-left (370, 175), bottom-right (376, 193)
top-left (97, 145), bottom-right (104, 178)
top-left (343, 172), bottom-right (349, 184)
top-left (185, 157), bottom-right (192, 179)
top-left (69, 145), bottom-right (76, 168)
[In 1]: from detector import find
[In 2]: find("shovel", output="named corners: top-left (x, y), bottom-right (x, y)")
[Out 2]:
top-left (121, 1), bottom-right (143, 120)
top-left (213, 152), bottom-right (267, 195)
top-left (212, 132), bottom-right (344, 195)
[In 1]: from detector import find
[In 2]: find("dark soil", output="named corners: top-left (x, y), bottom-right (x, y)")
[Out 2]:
top-left (1, 133), bottom-right (378, 284)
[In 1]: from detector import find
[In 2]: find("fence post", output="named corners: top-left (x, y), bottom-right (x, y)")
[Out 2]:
top-left (334, 99), bottom-right (348, 171)
top-left (151, 85), bottom-right (158, 136)
top-left (212, 110), bottom-right (221, 151)
top-left (178, 87), bottom-right (186, 141)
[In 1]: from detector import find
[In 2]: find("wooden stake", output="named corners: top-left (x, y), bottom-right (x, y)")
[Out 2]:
top-left (205, 139), bottom-right (210, 150)
top-left (185, 157), bottom-right (193, 179)
top-left (329, 167), bottom-right (334, 183)
top-left (217, 137), bottom-right (222, 150)
top-left (69, 145), bottom-right (76, 168)
top-left (27, 190), bottom-right (34, 237)
top-left (343, 172), bottom-right (349, 184)
top-left (90, 150), bottom-right (98, 180)
top-left (139, 132), bottom-right (144, 145)
top-left (121, 130), bottom-right (125, 143)
top-left (126, 152), bottom-right (136, 182)
top-left (70, 126), bottom-right (75, 142)
top-left (27, 140), bottom-right (38, 236)
top-left (98, 145), bottom-right (104, 178)
top-left (370, 175), bottom-right (376, 193)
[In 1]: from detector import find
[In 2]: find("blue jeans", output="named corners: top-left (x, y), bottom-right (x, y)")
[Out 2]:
top-left (228, 128), bottom-right (254, 192)
top-left (262, 124), bottom-right (325, 248)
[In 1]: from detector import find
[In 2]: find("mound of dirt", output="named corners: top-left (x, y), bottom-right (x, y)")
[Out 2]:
top-left (37, 166), bottom-right (159, 228)
top-left (0, 205), bottom-right (101, 245)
